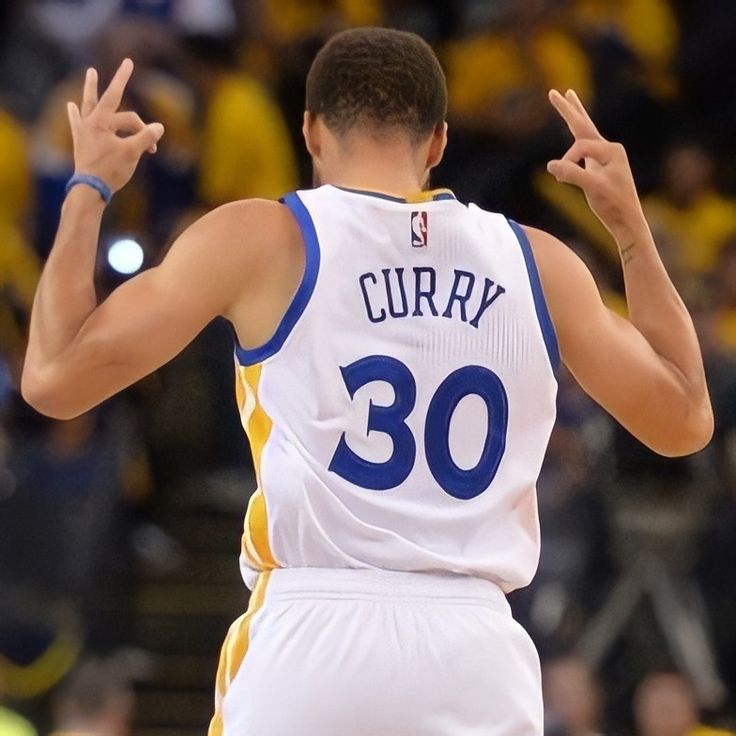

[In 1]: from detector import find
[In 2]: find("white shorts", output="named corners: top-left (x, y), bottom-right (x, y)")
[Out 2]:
top-left (209, 568), bottom-right (542, 736)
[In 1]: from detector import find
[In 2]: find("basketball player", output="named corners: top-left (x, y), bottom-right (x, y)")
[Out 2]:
top-left (22, 28), bottom-right (712, 736)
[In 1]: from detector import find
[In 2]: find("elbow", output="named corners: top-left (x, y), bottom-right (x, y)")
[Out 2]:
top-left (20, 363), bottom-right (47, 411)
top-left (654, 403), bottom-right (715, 458)
top-left (20, 364), bottom-right (80, 421)
top-left (682, 412), bottom-right (714, 456)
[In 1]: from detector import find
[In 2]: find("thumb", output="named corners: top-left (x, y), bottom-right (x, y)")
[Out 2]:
top-left (547, 159), bottom-right (593, 189)
top-left (128, 122), bottom-right (165, 155)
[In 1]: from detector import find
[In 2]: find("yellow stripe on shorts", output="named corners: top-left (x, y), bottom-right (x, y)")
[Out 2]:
top-left (208, 571), bottom-right (271, 736)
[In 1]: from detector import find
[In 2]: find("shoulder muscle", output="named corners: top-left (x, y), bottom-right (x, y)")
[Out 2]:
top-left (158, 198), bottom-right (299, 317)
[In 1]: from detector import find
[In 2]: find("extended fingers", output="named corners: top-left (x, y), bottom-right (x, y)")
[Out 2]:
top-left (66, 101), bottom-right (82, 133)
top-left (98, 58), bottom-right (135, 114)
top-left (548, 89), bottom-right (580, 136)
top-left (548, 89), bottom-right (600, 141)
top-left (81, 68), bottom-right (98, 116)
top-left (565, 89), bottom-right (597, 129)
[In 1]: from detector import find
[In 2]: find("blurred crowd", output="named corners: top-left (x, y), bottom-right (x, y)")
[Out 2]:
top-left (1, 0), bottom-right (736, 734)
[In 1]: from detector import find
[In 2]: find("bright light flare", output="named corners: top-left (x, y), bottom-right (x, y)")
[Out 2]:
top-left (107, 238), bottom-right (144, 275)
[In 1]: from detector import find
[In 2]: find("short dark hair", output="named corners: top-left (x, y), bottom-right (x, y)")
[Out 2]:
top-left (305, 27), bottom-right (447, 142)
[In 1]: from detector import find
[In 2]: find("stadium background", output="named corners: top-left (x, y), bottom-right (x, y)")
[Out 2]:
top-left (1, 1), bottom-right (735, 734)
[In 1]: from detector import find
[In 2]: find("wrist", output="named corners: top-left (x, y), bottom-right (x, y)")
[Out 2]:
top-left (610, 208), bottom-right (651, 251)
top-left (62, 181), bottom-right (108, 214)
top-left (66, 173), bottom-right (113, 205)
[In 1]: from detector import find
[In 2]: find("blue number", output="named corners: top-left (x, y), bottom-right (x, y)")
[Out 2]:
top-left (425, 366), bottom-right (508, 500)
top-left (328, 356), bottom-right (416, 490)
top-left (329, 357), bottom-right (508, 498)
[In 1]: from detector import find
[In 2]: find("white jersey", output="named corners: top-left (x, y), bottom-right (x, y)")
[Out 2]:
top-left (233, 184), bottom-right (558, 594)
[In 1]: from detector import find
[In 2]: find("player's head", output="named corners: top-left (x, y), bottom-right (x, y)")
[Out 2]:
top-left (303, 27), bottom-right (448, 184)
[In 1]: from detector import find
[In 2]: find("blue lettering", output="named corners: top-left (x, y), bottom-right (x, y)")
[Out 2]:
top-left (412, 267), bottom-right (438, 317)
top-left (381, 268), bottom-right (409, 318)
top-left (359, 272), bottom-right (386, 323)
top-left (469, 280), bottom-right (506, 328)
top-left (442, 270), bottom-right (476, 322)
top-left (360, 267), bottom-right (505, 326)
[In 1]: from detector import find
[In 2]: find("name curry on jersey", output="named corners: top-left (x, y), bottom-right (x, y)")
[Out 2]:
top-left (359, 267), bottom-right (507, 327)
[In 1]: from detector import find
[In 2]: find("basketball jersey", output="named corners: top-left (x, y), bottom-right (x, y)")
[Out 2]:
top-left (233, 184), bottom-right (558, 594)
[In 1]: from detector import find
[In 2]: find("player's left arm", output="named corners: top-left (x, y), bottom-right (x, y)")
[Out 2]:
top-left (532, 89), bottom-right (713, 456)
top-left (21, 60), bottom-right (269, 419)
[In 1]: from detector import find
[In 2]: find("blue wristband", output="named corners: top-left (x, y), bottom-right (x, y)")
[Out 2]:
top-left (65, 174), bottom-right (113, 205)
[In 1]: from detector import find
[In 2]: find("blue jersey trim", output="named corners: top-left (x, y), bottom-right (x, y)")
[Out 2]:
top-left (508, 219), bottom-right (560, 372)
top-left (234, 192), bottom-right (321, 366)
top-left (429, 191), bottom-right (457, 201)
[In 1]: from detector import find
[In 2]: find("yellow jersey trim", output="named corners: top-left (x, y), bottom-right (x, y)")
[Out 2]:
top-left (236, 363), bottom-right (279, 571)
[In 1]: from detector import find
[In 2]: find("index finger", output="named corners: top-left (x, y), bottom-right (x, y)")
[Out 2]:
top-left (81, 67), bottom-right (98, 116)
top-left (98, 58), bottom-right (134, 114)
top-left (564, 89), bottom-right (602, 138)
top-left (548, 89), bottom-right (600, 141)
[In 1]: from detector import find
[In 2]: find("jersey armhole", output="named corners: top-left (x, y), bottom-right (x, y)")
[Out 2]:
top-left (507, 219), bottom-right (560, 373)
top-left (233, 192), bottom-right (321, 366)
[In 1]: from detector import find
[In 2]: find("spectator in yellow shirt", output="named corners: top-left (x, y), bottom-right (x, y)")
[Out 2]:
top-left (440, 1), bottom-right (592, 214)
top-left (0, 108), bottom-right (31, 227)
top-left (644, 143), bottom-right (736, 276)
top-left (445, 2), bottom-right (592, 140)
top-left (708, 237), bottom-right (736, 355)
top-left (185, 35), bottom-right (298, 206)
top-left (0, 224), bottom-right (40, 361)
top-left (634, 672), bottom-right (733, 736)
top-left (572, 0), bottom-right (679, 99)
top-left (261, 0), bottom-right (383, 47)
top-left (0, 107), bottom-right (38, 359)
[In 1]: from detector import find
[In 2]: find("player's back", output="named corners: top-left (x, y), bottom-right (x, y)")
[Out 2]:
top-left (234, 184), bottom-right (558, 593)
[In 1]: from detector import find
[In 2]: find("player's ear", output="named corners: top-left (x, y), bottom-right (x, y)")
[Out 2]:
top-left (302, 111), bottom-right (321, 159)
top-left (426, 121), bottom-right (448, 170)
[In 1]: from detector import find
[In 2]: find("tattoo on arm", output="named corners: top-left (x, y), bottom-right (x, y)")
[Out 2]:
top-left (620, 243), bottom-right (635, 265)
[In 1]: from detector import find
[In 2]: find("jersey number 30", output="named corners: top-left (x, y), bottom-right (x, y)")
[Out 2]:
top-left (328, 355), bottom-right (508, 500)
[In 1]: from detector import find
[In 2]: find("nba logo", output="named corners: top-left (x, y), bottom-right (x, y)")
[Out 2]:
top-left (411, 211), bottom-right (428, 247)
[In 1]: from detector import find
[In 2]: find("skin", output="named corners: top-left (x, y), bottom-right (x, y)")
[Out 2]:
top-left (22, 60), bottom-right (713, 458)
top-left (633, 673), bottom-right (698, 736)
top-left (543, 657), bottom-right (602, 736)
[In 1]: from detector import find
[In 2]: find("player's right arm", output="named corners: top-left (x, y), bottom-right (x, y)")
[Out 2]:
top-left (529, 90), bottom-right (713, 457)
top-left (20, 60), bottom-right (301, 420)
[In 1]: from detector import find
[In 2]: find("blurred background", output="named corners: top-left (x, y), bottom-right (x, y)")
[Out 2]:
top-left (1, 0), bottom-right (735, 734)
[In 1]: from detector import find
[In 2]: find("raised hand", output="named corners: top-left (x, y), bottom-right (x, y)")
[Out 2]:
top-left (546, 89), bottom-right (646, 248)
top-left (66, 58), bottom-right (164, 194)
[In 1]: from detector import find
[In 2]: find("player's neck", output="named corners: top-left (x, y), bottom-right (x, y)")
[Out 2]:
top-left (321, 145), bottom-right (426, 198)
top-left (325, 168), bottom-right (425, 198)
